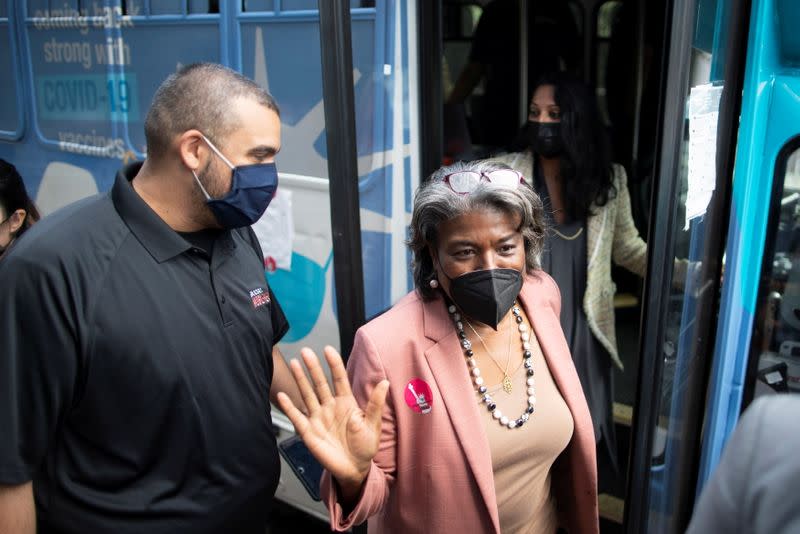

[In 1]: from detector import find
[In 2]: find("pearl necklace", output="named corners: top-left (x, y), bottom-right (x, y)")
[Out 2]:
top-left (448, 303), bottom-right (536, 429)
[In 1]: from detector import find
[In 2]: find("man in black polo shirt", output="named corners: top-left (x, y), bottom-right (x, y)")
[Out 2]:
top-left (0, 63), bottom-right (306, 533)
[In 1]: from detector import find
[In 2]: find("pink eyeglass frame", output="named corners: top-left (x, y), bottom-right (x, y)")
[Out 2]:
top-left (441, 169), bottom-right (527, 194)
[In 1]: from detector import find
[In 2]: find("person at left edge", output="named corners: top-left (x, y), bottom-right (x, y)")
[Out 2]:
top-left (0, 158), bottom-right (40, 260)
top-left (0, 63), bottom-right (306, 534)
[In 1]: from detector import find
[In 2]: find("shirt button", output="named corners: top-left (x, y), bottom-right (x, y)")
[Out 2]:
top-left (221, 295), bottom-right (226, 304)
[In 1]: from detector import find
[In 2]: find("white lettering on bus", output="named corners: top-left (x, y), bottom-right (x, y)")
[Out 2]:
top-left (43, 38), bottom-right (93, 70)
top-left (31, 3), bottom-right (137, 34)
top-left (57, 130), bottom-right (127, 160)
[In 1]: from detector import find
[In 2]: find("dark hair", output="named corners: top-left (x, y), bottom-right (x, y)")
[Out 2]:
top-left (514, 72), bottom-right (616, 220)
top-left (408, 160), bottom-right (546, 300)
top-left (0, 159), bottom-right (39, 238)
top-left (144, 62), bottom-right (280, 159)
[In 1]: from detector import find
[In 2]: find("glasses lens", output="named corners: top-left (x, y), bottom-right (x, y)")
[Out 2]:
top-left (447, 171), bottom-right (481, 193)
top-left (486, 169), bottom-right (521, 188)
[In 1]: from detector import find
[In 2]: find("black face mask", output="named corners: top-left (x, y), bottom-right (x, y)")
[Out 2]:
top-left (444, 268), bottom-right (523, 330)
top-left (528, 122), bottom-right (563, 158)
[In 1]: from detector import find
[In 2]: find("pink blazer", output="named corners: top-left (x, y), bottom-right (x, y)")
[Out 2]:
top-left (322, 272), bottom-right (599, 533)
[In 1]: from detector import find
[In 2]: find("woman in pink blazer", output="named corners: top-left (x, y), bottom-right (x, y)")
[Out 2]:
top-left (278, 160), bottom-right (599, 533)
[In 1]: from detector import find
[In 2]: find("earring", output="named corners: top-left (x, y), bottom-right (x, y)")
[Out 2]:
top-left (429, 278), bottom-right (439, 289)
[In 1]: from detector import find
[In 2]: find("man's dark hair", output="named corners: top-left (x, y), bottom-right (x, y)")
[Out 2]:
top-left (0, 159), bottom-right (40, 237)
top-left (144, 63), bottom-right (280, 159)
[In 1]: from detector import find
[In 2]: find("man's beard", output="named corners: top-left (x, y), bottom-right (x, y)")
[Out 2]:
top-left (193, 161), bottom-right (225, 228)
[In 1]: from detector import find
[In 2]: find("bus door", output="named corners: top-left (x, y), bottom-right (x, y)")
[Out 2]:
top-left (697, 0), bottom-right (800, 495)
top-left (623, 0), bottom-right (751, 531)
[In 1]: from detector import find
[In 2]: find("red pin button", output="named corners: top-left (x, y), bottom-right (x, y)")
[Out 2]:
top-left (404, 378), bottom-right (433, 414)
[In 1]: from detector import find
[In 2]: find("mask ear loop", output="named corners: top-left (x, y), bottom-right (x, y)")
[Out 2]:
top-left (199, 133), bottom-right (235, 169)
top-left (191, 132), bottom-right (233, 201)
top-left (191, 170), bottom-right (212, 200)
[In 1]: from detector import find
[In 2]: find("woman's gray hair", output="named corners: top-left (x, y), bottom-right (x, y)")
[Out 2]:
top-left (408, 160), bottom-right (547, 300)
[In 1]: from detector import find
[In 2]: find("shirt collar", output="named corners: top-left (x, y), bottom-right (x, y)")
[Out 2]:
top-left (111, 162), bottom-right (193, 263)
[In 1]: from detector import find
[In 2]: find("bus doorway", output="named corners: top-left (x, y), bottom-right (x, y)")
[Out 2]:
top-left (433, 0), bottom-right (757, 531)
top-left (434, 1), bottom-right (674, 531)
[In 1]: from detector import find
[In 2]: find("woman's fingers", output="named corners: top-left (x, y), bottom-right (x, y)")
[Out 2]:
top-left (301, 348), bottom-right (334, 405)
top-left (364, 380), bottom-right (390, 432)
top-left (276, 391), bottom-right (310, 436)
top-left (323, 345), bottom-right (353, 398)
top-left (288, 357), bottom-right (321, 413)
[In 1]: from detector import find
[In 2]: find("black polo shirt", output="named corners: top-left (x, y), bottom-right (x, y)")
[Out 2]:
top-left (0, 163), bottom-right (288, 533)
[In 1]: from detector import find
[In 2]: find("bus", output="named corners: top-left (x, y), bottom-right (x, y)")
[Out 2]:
top-left (3, 0), bottom-right (800, 532)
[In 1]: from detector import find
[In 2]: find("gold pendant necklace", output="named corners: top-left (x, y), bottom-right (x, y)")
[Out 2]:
top-left (502, 375), bottom-right (513, 394)
top-left (466, 318), bottom-right (514, 394)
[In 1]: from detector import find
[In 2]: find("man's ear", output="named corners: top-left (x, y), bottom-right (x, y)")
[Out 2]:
top-left (177, 130), bottom-right (206, 172)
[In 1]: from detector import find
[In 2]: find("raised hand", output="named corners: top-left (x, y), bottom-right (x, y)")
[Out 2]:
top-left (276, 346), bottom-right (389, 495)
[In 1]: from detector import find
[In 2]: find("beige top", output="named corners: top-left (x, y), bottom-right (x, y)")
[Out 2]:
top-left (482, 333), bottom-right (574, 533)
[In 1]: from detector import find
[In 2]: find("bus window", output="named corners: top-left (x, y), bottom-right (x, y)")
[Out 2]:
top-left (149, 1), bottom-right (185, 16)
top-left (281, 0), bottom-right (318, 11)
top-left (116, 4), bottom-right (222, 154)
top-left (0, 4), bottom-right (23, 139)
top-left (442, 2), bottom-right (483, 103)
top-left (25, 6), bottom-right (127, 151)
top-left (276, 0), bottom-right (375, 11)
top-left (594, 0), bottom-right (623, 127)
top-left (26, 0), bottom-right (45, 13)
top-left (237, 8), bottom-right (380, 180)
top-left (242, 0), bottom-right (274, 12)
top-left (23, 0), bottom-right (221, 156)
top-left (28, 1), bottom-right (78, 12)
top-left (187, 1), bottom-right (214, 14)
top-left (124, 1), bottom-right (217, 16)
top-left (746, 142), bottom-right (800, 398)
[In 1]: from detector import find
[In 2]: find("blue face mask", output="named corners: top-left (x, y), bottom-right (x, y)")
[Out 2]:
top-left (192, 133), bottom-right (279, 229)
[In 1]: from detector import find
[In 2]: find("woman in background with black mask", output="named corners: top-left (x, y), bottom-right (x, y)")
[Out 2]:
top-left (0, 159), bottom-right (40, 259)
top-left (495, 73), bottom-right (648, 490)
top-left (277, 160), bottom-right (599, 533)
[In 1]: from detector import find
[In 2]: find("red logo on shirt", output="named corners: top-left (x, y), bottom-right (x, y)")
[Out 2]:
top-left (249, 287), bottom-right (270, 308)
